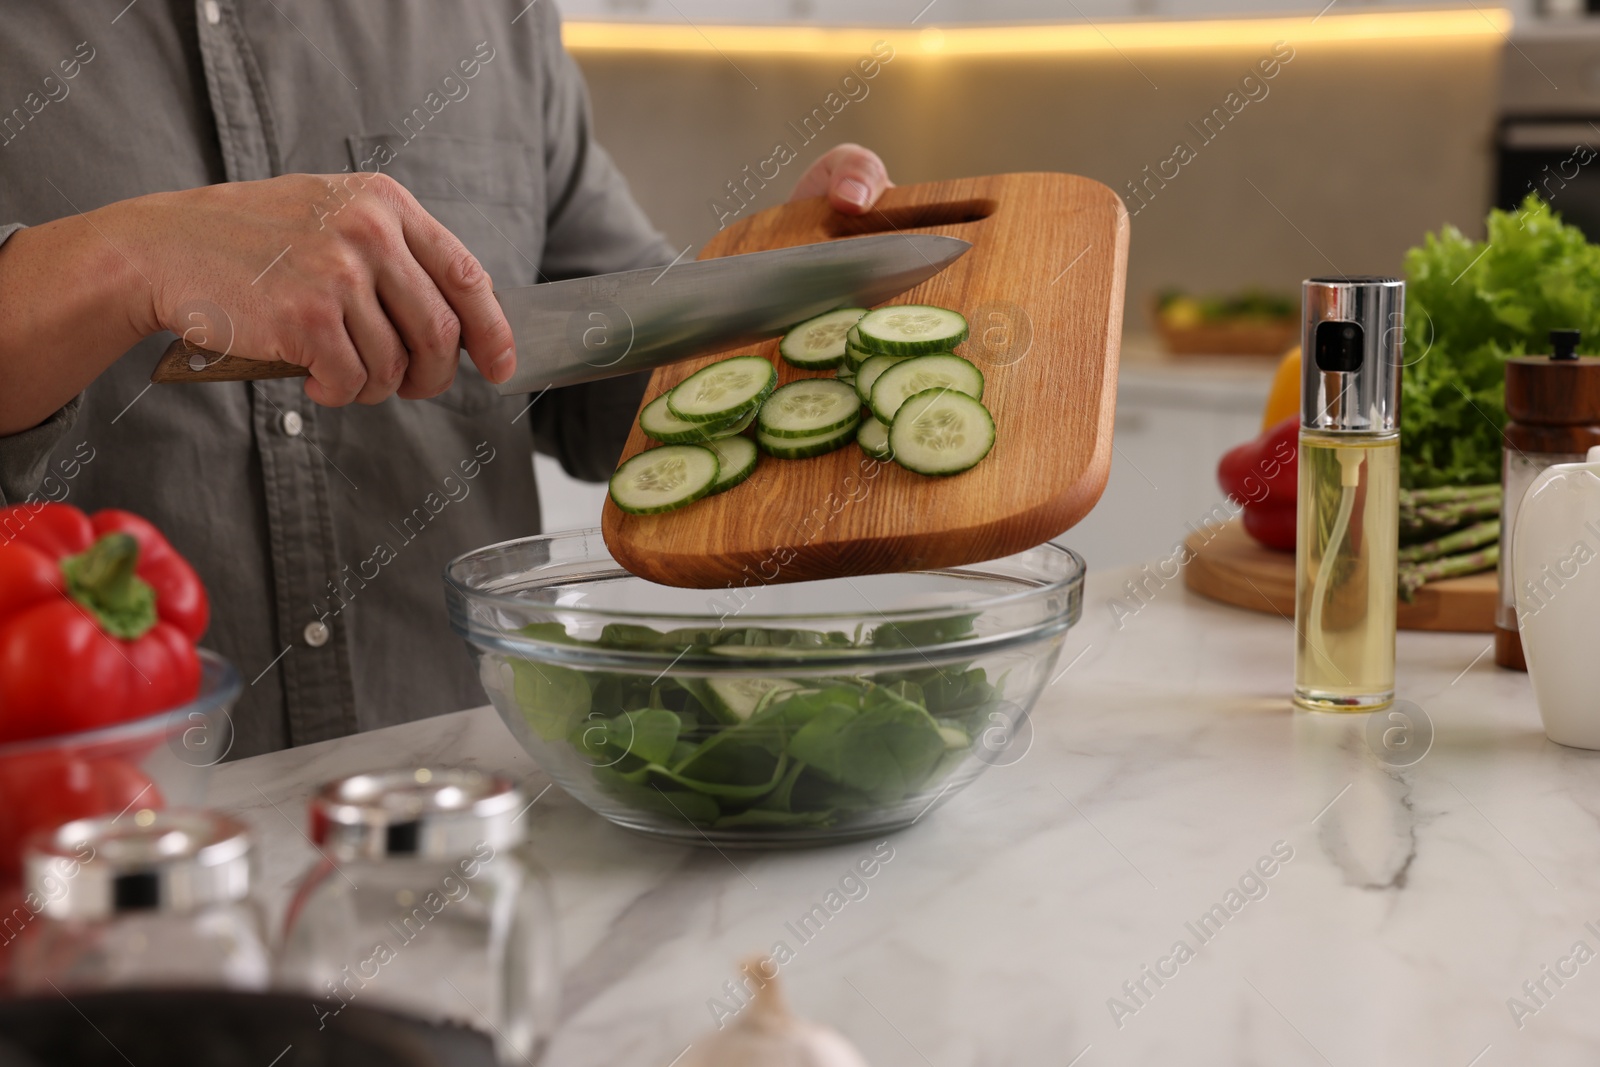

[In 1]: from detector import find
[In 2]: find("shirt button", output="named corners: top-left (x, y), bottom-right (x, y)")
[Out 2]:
top-left (203, 0), bottom-right (221, 24)
top-left (280, 411), bottom-right (304, 437)
top-left (303, 620), bottom-right (330, 648)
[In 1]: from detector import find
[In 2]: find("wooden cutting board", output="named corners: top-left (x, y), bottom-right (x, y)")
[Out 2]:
top-left (601, 173), bottom-right (1129, 588)
top-left (1182, 519), bottom-right (1497, 633)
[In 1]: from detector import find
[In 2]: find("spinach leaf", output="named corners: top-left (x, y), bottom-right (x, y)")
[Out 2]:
top-left (778, 702), bottom-right (857, 779)
top-left (670, 724), bottom-right (784, 785)
top-left (591, 767), bottom-right (721, 825)
top-left (597, 622), bottom-right (677, 649)
top-left (787, 685), bottom-right (947, 802)
top-left (754, 760), bottom-right (808, 813)
top-left (714, 626), bottom-right (856, 651)
top-left (612, 708), bottom-right (681, 765)
top-left (512, 617), bottom-right (1007, 830)
top-left (640, 753), bottom-right (790, 799)
top-left (517, 622), bottom-right (581, 645)
top-left (754, 684), bottom-right (866, 736)
top-left (922, 668), bottom-right (1001, 731)
top-left (870, 613), bottom-right (978, 649)
top-left (587, 672), bottom-right (656, 722)
top-left (510, 659), bottom-right (591, 741)
top-left (788, 772), bottom-right (876, 814)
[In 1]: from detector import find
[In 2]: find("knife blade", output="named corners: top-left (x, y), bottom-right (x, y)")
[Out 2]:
top-left (148, 233), bottom-right (971, 393)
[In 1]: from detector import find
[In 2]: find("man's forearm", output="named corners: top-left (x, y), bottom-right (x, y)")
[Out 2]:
top-left (4, 174), bottom-right (518, 423)
top-left (0, 210), bottom-right (154, 436)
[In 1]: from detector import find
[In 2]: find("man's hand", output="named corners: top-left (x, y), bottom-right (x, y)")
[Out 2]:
top-left (112, 173), bottom-right (516, 407)
top-left (788, 144), bottom-right (894, 215)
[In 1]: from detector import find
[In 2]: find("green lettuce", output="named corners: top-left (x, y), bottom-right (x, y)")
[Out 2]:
top-left (1402, 194), bottom-right (1600, 487)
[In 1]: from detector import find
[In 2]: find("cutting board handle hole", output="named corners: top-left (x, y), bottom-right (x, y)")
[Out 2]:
top-left (825, 198), bottom-right (997, 238)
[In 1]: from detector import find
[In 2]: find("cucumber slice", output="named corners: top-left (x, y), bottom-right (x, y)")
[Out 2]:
top-left (847, 324), bottom-right (898, 357)
top-left (704, 435), bottom-right (758, 495)
top-left (757, 417), bottom-right (858, 459)
top-left (639, 394), bottom-right (751, 444)
top-left (888, 389), bottom-right (995, 476)
top-left (778, 308), bottom-right (866, 369)
top-left (856, 415), bottom-right (893, 460)
top-left (844, 327), bottom-right (876, 370)
top-left (758, 379), bottom-right (861, 439)
top-left (609, 445), bottom-right (720, 513)
top-left (666, 356), bottom-right (777, 423)
top-left (835, 368), bottom-right (857, 386)
top-left (705, 677), bottom-right (801, 723)
top-left (856, 305), bottom-right (968, 356)
top-left (704, 407), bottom-right (757, 440)
top-left (868, 353), bottom-right (985, 424)
top-left (854, 354), bottom-right (909, 404)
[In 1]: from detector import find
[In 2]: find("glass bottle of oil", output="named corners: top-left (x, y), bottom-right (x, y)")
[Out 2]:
top-left (1293, 277), bottom-right (1404, 712)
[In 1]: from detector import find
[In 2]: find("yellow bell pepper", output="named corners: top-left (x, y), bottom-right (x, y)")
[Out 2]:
top-left (1261, 346), bottom-right (1301, 430)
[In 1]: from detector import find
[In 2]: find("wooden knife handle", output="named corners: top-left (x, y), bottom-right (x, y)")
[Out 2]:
top-left (150, 337), bottom-right (308, 383)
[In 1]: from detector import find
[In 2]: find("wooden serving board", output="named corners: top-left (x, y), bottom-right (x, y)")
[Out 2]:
top-left (601, 173), bottom-right (1129, 588)
top-left (1182, 519), bottom-right (1497, 633)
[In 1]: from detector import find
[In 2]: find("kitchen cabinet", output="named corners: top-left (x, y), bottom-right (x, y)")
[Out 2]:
top-left (211, 559), bottom-right (1570, 1065)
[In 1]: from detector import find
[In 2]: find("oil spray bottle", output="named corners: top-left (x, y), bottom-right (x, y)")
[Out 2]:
top-left (1294, 276), bottom-right (1403, 712)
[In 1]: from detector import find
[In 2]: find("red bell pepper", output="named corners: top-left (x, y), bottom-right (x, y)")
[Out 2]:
top-left (0, 750), bottom-right (160, 879)
top-left (1241, 500), bottom-right (1297, 552)
top-left (0, 504), bottom-right (209, 743)
top-left (1217, 415), bottom-right (1299, 552)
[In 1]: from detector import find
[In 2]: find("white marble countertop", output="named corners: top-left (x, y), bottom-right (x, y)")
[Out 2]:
top-left (210, 563), bottom-right (1600, 1067)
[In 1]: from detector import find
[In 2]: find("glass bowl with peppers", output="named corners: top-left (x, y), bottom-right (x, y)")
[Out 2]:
top-left (0, 503), bottom-right (235, 886)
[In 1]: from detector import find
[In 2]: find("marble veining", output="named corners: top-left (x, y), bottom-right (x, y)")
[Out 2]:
top-left (209, 563), bottom-right (1600, 1066)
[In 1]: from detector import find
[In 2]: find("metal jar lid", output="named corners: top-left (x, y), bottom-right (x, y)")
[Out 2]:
top-left (24, 810), bottom-right (253, 921)
top-left (309, 768), bottom-right (526, 861)
top-left (1301, 276), bottom-right (1405, 434)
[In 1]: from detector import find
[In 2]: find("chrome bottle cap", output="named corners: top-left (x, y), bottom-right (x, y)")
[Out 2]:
top-left (1301, 276), bottom-right (1405, 434)
top-left (24, 810), bottom-right (253, 920)
top-left (309, 767), bottom-right (525, 861)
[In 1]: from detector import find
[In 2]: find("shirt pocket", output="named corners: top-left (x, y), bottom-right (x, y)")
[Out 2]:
top-left (346, 133), bottom-right (545, 415)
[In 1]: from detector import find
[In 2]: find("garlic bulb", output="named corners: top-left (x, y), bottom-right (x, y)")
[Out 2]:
top-left (681, 959), bottom-right (870, 1067)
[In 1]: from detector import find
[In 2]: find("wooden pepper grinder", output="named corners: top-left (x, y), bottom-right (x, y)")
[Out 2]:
top-left (1496, 328), bottom-right (1600, 670)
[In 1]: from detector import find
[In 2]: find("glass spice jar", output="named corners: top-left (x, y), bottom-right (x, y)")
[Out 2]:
top-left (276, 768), bottom-right (558, 1065)
top-left (11, 809), bottom-right (270, 994)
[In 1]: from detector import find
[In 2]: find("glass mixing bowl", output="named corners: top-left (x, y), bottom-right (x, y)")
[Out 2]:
top-left (0, 649), bottom-right (241, 876)
top-left (0, 650), bottom-right (242, 985)
top-left (445, 531), bottom-right (1082, 847)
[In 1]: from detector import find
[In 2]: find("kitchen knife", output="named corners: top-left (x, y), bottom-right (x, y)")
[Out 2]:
top-left (148, 233), bottom-right (972, 394)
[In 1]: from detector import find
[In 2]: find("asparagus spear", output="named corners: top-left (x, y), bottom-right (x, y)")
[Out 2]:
top-left (1398, 543), bottom-right (1499, 601)
top-left (1399, 483), bottom-right (1500, 508)
top-left (1400, 497), bottom-right (1501, 539)
top-left (1397, 519), bottom-right (1500, 565)
top-left (1416, 498), bottom-right (1500, 525)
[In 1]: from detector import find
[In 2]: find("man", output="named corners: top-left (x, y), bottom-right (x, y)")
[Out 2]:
top-left (0, 3), bottom-right (892, 757)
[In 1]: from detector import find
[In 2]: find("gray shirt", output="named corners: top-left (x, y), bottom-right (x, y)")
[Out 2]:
top-left (0, 1), bottom-right (671, 757)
